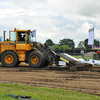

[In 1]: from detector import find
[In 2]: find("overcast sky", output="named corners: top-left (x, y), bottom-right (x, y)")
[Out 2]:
top-left (0, 0), bottom-right (100, 47)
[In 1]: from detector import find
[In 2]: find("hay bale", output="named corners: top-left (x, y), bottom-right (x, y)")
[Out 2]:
top-left (84, 52), bottom-right (96, 57)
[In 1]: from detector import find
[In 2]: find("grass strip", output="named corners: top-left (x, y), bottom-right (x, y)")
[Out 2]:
top-left (73, 55), bottom-right (93, 60)
top-left (0, 83), bottom-right (100, 100)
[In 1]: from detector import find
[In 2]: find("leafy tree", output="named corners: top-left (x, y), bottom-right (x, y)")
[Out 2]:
top-left (59, 38), bottom-right (75, 49)
top-left (75, 47), bottom-right (79, 50)
top-left (59, 38), bottom-right (68, 45)
top-left (60, 45), bottom-right (69, 50)
top-left (84, 38), bottom-right (100, 49)
top-left (54, 45), bottom-right (61, 50)
top-left (77, 41), bottom-right (84, 49)
top-left (94, 39), bottom-right (99, 46)
top-left (45, 39), bottom-right (55, 46)
top-left (84, 39), bottom-right (92, 49)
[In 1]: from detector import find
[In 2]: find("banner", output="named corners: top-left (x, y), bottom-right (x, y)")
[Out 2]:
top-left (88, 28), bottom-right (94, 45)
top-left (93, 45), bottom-right (100, 49)
top-left (32, 30), bottom-right (36, 38)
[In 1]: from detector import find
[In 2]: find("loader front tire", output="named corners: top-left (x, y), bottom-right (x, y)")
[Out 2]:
top-left (1, 51), bottom-right (18, 67)
top-left (28, 51), bottom-right (44, 68)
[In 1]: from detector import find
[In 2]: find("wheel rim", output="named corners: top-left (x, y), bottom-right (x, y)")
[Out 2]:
top-left (5, 55), bottom-right (14, 64)
top-left (31, 55), bottom-right (39, 64)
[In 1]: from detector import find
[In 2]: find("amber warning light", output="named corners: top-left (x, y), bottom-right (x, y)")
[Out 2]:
top-left (14, 28), bottom-right (18, 31)
top-left (14, 28), bottom-right (16, 31)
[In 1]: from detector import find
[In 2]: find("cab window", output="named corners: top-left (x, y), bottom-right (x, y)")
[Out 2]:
top-left (18, 32), bottom-right (25, 43)
top-left (27, 30), bottom-right (32, 44)
top-left (10, 31), bottom-right (16, 43)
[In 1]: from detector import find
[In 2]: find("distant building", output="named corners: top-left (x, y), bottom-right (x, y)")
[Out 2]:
top-left (49, 45), bottom-right (55, 50)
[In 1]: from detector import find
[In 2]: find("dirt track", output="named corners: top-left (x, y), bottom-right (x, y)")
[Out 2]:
top-left (0, 62), bottom-right (100, 95)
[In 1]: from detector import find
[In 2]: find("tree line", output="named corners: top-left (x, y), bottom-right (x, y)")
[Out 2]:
top-left (45, 38), bottom-right (100, 50)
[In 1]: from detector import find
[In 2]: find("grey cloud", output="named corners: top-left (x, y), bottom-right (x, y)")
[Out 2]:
top-left (0, 0), bottom-right (100, 46)
top-left (76, 0), bottom-right (100, 17)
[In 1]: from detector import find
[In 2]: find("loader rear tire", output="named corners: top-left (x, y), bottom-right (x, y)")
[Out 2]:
top-left (1, 51), bottom-right (18, 67)
top-left (28, 51), bottom-right (44, 68)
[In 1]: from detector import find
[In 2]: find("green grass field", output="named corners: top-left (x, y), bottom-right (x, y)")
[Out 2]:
top-left (73, 55), bottom-right (93, 60)
top-left (0, 83), bottom-right (100, 100)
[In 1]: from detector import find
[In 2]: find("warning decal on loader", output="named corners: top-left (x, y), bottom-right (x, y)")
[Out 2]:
top-left (60, 57), bottom-right (69, 63)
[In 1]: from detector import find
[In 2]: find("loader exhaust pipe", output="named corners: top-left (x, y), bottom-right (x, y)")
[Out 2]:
top-left (3, 31), bottom-right (6, 41)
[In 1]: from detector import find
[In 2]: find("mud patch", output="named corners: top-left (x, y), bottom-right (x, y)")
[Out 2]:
top-left (0, 62), bottom-right (100, 95)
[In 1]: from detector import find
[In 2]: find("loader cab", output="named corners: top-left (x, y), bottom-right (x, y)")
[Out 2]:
top-left (9, 29), bottom-right (32, 44)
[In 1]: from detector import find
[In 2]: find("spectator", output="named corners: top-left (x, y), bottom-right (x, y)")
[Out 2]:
top-left (80, 49), bottom-right (84, 59)
top-left (96, 50), bottom-right (100, 59)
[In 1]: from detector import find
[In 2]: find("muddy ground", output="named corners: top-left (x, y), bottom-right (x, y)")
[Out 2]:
top-left (0, 62), bottom-right (100, 95)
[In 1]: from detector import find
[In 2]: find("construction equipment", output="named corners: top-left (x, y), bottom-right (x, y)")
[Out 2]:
top-left (0, 28), bottom-right (92, 70)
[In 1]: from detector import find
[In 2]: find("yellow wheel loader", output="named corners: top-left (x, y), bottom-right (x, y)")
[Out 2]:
top-left (0, 29), bottom-right (42, 67)
top-left (0, 29), bottom-right (92, 71)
